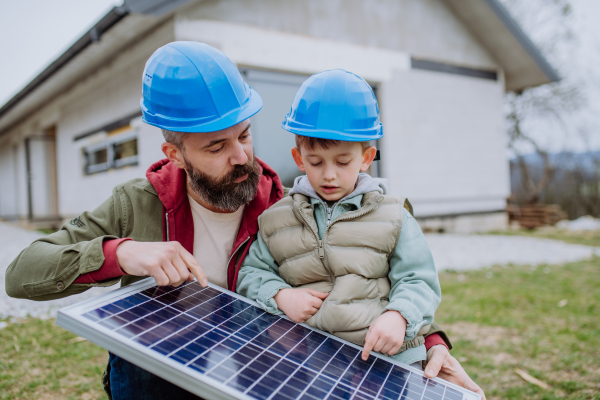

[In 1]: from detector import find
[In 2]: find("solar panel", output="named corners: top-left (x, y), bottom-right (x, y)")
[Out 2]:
top-left (57, 278), bottom-right (480, 400)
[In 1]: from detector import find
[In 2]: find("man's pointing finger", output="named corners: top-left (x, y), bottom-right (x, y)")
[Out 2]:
top-left (180, 248), bottom-right (208, 287)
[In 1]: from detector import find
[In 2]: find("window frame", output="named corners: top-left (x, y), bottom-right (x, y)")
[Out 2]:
top-left (83, 130), bottom-right (139, 175)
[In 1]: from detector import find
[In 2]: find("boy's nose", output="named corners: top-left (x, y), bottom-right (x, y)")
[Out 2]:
top-left (323, 165), bottom-right (336, 181)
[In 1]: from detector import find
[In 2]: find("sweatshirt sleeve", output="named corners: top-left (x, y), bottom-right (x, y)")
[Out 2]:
top-left (236, 233), bottom-right (292, 314)
top-left (384, 209), bottom-right (441, 341)
top-left (5, 189), bottom-right (127, 301)
top-left (73, 238), bottom-right (130, 284)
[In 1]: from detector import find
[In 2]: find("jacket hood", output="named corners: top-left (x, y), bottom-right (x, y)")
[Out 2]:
top-left (288, 173), bottom-right (387, 203)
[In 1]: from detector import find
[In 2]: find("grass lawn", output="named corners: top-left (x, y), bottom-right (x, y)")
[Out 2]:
top-left (1, 231), bottom-right (599, 399)
top-left (0, 318), bottom-right (107, 399)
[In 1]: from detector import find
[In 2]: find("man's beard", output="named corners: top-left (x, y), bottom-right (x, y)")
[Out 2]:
top-left (184, 156), bottom-right (261, 212)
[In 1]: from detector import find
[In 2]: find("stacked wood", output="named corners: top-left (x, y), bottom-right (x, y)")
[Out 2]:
top-left (507, 204), bottom-right (567, 229)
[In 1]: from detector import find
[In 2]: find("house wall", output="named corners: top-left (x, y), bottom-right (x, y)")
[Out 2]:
top-left (182, 0), bottom-right (498, 70)
top-left (380, 68), bottom-right (509, 218)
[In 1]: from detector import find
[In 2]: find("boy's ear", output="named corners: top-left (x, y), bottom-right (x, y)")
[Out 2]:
top-left (360, 146), bottom-right (378, 172)
top-left (291, 147), bottom-right (306, 172)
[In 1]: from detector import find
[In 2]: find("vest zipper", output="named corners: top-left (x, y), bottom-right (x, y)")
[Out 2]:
top-left (226, 236), bottom-right (251, 289)
top-left (165, 212), bottom-right (170, 241)
top-left (326, 204), bottom-right (334, 225)
top-left (323, 202), bottom-right (339, 226)
top-left (294, 206), bottom-right (335, 283)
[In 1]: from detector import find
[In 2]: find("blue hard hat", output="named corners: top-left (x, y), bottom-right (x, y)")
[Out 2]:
top-left (281, 69), bottom-right (383, 141)
top-left (141, 42), bottom-right (262, 132)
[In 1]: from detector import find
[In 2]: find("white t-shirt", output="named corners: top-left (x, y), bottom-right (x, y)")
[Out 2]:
top-left (187, 195), bottom-right (244, 289)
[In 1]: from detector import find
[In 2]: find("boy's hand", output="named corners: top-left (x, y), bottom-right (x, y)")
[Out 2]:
top-left (274, 288), bottom-right (329, 323)
top-left (362, 310), bottom-right (407, 360)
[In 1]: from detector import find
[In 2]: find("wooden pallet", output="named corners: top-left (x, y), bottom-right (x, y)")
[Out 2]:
top-left (507, 204), bottom-right (567, 229)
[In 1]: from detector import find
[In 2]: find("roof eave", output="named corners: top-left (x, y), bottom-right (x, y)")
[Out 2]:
top-left (484, 0), bottom-right (561, 83)
top-left (444, 0), bottom-right (561, 92)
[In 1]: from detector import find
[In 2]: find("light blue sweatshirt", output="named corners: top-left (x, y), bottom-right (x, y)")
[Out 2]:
top-left (237, 174), bottom-right (441, 364)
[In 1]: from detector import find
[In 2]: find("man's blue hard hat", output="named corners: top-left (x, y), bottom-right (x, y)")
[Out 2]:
top-left (281, 69), bottom-right (383, 141)
top-left (141, 42), bottom-right (262, 132)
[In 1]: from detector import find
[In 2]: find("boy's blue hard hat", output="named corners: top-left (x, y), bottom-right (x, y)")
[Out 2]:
top-left (141, 42), bottom-right (262, 132)
top-left (281, 69), bottom-right (383, 141)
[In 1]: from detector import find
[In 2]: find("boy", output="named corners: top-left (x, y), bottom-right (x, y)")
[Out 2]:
top-left (237, 69), bottom-right (440, 367)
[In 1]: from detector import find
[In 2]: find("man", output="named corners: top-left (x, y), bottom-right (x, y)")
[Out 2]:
top-left (5, 42), bottom-right (485, 399)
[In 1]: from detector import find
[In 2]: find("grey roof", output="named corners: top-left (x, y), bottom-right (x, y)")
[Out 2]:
top-left (444, 0), bottom-right (560, 90)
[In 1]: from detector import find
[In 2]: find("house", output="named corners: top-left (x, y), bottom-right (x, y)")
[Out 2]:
top-left (0, 0), bottom-right (559, 232)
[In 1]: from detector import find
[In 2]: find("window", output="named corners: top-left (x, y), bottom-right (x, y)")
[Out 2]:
top-left (84, 132), bottom-right (138, 174)
top-left (114, 138), bottom-right (138, 167)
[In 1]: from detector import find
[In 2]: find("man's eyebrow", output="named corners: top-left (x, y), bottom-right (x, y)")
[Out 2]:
top-left (240, 123), bottom-right (251, 135)
top-left (202, 138), bottom-right (226, 150)
top-left (201, 123), bottom-right (251, 150)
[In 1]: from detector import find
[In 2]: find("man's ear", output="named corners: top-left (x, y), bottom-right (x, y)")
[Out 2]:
top-left (360, 146), bottom-right (378, 172)
top-left (291, 147), bottom-right (306, 172)
top-left (161, 142), bottom-right (186, 170)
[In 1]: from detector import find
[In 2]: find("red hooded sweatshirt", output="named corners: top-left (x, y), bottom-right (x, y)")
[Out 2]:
top-left (75, 157), bottom-right (446, 350)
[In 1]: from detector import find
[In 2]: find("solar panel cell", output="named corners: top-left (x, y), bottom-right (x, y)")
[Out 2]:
top-left (330, 384), bottom-right (354, 400)
top-left (189, 356), bottom-right (218, 373)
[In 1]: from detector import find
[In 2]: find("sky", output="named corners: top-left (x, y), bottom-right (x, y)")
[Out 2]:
top-left (1, 0), bottom-right (600, 154)
top-left (0, 0), bottom-right (121, 106)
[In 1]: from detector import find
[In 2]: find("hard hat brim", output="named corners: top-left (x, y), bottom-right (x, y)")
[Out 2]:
top-left (141, 88), bottom-right (263, 133)
top-left (281, 121), bottom-right (384, 142)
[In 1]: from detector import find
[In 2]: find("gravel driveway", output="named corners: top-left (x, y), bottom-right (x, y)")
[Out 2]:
top-left (0, 222), bottom-right (113, 320)
top-left (426, 233), bottom-right (600, 271)
top-left (1, 222), bottom-right (599, 319)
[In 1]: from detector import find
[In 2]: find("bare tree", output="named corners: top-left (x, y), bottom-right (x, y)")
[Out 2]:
top-left (500, 0), bottom-right (585, 204)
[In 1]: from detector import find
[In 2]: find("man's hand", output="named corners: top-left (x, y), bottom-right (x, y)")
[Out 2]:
top-left (425, 345), bottom-right (486, 400)
top-left (362, 310), bottom-right (407, 360)
top-left (116, 241), bottom-right (207, 287)
top-left (273, 288), bottom-right (329, 323)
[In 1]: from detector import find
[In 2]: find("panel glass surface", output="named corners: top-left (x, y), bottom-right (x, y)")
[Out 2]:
top-left (77, 282), bottom-right (470, 400)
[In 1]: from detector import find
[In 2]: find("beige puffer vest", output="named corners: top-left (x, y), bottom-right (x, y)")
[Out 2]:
top-left (259, 191), bottom-right (427, 352)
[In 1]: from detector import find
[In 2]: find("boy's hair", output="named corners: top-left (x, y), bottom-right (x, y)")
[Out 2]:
top-left (295, 135), bottom-right (370, 151)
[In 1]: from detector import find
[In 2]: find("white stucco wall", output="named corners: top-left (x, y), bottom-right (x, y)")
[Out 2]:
top-left (181, 0), bottom-right (498, 70)
top-left (379, 68), bottom-right (509, 216)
